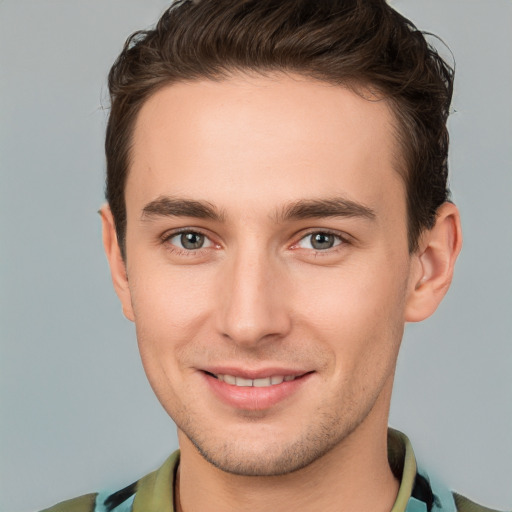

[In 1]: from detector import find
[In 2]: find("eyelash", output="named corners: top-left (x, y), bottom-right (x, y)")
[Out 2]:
top-left (292, 229), bottom-right (349, 255)
top-left (160, 228), bottom-right (349, 257)
top-left (160, 228), bottom-right (216, 256)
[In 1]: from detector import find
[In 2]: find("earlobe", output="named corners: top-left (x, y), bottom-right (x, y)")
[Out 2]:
top-left (100, 205), bottom-right (135, 322)
top-left (405, 202), bottom-right (462, 323)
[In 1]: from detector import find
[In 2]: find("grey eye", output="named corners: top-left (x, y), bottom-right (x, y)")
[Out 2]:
top-left (165, 230), bottom-right (214, 253)
top-left (180, 232), bottom-right (205, 250)
top-left (297, 232), bottom-right (342, 250)
top-left (310, 233), bottom-right (336, 250)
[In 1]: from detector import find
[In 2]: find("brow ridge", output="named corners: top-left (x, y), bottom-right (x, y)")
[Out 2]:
top-left (277, 197), bottom-right (376, 222)
top-left (140, 195), bottom-right (375, 224)
top-left (141, 196), bottom-right (225, 221)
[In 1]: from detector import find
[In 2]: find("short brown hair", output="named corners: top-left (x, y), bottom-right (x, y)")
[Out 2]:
top-left (106, 0), bottom-right (454, 258)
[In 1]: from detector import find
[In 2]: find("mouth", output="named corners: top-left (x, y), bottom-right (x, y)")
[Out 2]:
top-left (201, 368), bottom-right (312, 410)
top-left (205, 372), bottom-right (302, 387)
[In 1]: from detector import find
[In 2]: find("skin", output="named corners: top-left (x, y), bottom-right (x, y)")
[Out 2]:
top-left (102, 74), bottom-right (462, 512)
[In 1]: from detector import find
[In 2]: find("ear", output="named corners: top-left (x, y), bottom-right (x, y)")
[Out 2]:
top-left (405, 202), bottom-right (462, 322)
top-left (100, 205), bottom-right (135, 322)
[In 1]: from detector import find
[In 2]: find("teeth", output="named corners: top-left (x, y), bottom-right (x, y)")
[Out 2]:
top-left (253, 377), bottom-right (271, 387)
top-left (215, 374), bottom-right (297, 387)
top-left (235, 376), bottom-right (253, 387)
top-left (223, 374), bottom-right (236, 385)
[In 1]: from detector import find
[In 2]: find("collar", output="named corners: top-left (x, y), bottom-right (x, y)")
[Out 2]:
top-left (98, 429), bottom-right (456, 512)
top-left (388, 429), bottom-right (456, 512)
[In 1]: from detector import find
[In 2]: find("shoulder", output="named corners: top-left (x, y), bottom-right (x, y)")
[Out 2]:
top-left (38, 451), bottom-right (180, 512)
top-left (452, 492), bottom-right (510, 512)
top-left (40, 493), bottom-right (97, 512)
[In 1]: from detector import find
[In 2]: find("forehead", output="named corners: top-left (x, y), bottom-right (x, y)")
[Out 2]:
top-left (128, 73), bottom-right (404, 219)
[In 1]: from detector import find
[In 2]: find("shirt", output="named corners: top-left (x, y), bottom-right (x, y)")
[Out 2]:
top-left (41, 429), bottom-right (500, 512)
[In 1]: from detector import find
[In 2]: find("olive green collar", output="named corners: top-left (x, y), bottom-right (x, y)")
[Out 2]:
top-left (129, 429), bottom-right (438, 512)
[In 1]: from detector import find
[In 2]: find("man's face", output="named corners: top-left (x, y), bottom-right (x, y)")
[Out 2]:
top-left (119, 74), bottom-right (418, 475)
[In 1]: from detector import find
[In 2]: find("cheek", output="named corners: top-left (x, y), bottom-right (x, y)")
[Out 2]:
top-left (295, 262), bottom-right (404, 325)
top-left (126, 258), bottom-right (217, 382)
top-left (292, 259), bottom-right (407, 370)
top-left (127, 264), bottom-right (211, 412)
top-left (129, 258), bottom-right (212, 328)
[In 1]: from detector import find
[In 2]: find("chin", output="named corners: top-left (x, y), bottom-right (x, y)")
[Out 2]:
top-left (181, 411), bottom-right (362, 477)
top-left (192, 438), bottom-right (332, 476)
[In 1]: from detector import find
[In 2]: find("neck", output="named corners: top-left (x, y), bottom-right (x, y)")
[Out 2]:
top-left (176, 396), bottom-right (398, 512)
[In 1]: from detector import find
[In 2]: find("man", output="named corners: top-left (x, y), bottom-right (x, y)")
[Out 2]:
top-left (41, 1), bottom-right (503, 511)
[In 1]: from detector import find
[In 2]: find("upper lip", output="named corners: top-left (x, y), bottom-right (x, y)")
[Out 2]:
top-left (201, 366), bottom-right (311, 379)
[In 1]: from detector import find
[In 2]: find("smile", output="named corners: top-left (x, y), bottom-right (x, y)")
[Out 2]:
top-left (203, 370), bottom-right (312, 410)
top-left (212, 374), bottom-right (298, 387)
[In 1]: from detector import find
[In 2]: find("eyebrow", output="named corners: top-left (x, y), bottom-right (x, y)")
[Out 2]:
top-left (276, 197), bottom-right (376, 222)
top-left (141, 196), bottom-right (225, 222)
top-left (140, 195), bottom-right (376, 224)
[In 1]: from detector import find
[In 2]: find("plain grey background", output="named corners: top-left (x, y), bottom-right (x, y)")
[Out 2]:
top-left (1, 1), bottom-right (511, 511)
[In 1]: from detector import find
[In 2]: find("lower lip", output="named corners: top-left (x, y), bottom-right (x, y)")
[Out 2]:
top-left (203, 372), bottom-right (311, 411)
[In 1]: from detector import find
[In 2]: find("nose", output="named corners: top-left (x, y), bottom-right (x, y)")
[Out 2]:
top-left (216, 246), bottom-right (292, 347)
